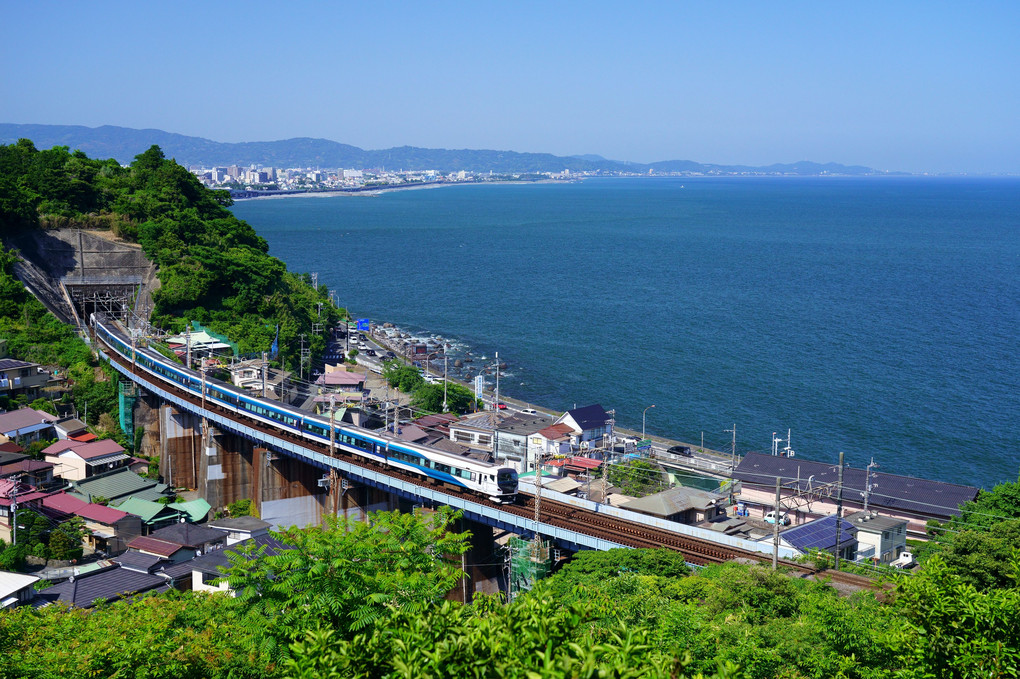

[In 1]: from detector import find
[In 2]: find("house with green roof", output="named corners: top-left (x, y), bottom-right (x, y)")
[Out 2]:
top-left (116, 497), bottom-right (212, 534)
top-left (115, 497), bottom-right (183, 533)
top-left (68, 468), bottom-right (172, 505)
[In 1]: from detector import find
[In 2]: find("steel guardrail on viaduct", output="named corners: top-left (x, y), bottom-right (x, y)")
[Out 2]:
top-left (97, 335), bottom-right (800, 562)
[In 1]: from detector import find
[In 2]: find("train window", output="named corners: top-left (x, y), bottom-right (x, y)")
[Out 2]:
top-left (471, 472), bottom-right (477, 482)
top-left (435, 463), bottom-right (451, 474)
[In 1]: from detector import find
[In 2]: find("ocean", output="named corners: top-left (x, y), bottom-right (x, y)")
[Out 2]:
top-left (230, 176), bottom-right (1020, 491)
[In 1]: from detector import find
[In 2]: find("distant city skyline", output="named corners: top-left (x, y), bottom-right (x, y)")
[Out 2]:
top-left (2, 2), bottom-right (1017, 174)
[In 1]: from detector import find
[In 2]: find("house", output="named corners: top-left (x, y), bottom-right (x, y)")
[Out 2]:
top-left (492, 413), bottom-right (555, 472)
top-left (53, 417), bottom-right (88, 440)
top-left (411, 413), bottom-right (459, 439)
top-left (448, 411), bottom-right (509, 451)
top-left (206, 516), bottom-right (272, 546)
top-left (0, 407), bottom-right (57, 445)
top-left (554, 404), bottom-right (614, 451)
top-left (31, 562), bottom-right (175, 608)
top-left (0, 570), bottom-right (40, 608)
top-left (149, 523), bottom-right (227, 555)
top-left (43, 439), bottom-right (131, 481)
top-left (732, 452), bottom-right (980, 537)
top-left (846, 511), bottom-right (908, 564)
top-left (227, 358), bottom-right (294, 402)
top-left (190, 533), bottom-right (290, 595)
top-left (126, 536), bottom-right (196, 564)
top-left (0, 441), bottom-right (28, 466)
top-left (0, 479), bottom-right (47, 544)
top-left (0, 358), bottom-right (52, 400)
top-left (529, 423), bottom-right (574, 468)
top-left (314, 367), bottom-right (368, 404)
top-left (38, 492), bottom-right (142, 554)
top-left (777, 514), bottom-right (858, 561)
top-left (66, 468), bottom-right (173, 505)
top-left (115, 497), bottom-right (190, 533)
top-left (621, 486), bottom-right (728, 524)
top-left (0, 458), bottom-right (55, 486)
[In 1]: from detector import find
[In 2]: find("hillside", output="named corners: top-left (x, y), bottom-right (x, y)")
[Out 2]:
top-left (0, 123), bottom-right (885, 175)
top-left (0, 139), bottom-right (342, 371)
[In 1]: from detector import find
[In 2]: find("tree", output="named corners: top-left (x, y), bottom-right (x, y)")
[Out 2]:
top-left (893, 554), bottom-right (1020, 677)
top-left (607, 459), bottom-right (666, 497)
top-left (49, 517), bottom-right (88, 561)
top-left (224, 508), bottom-right (471, 637)
top-left (410, 381), bottom-right (477, 415)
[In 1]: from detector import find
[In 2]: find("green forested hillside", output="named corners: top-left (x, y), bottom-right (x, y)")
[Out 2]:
top-left (0, 139), bottom-right (343, 368)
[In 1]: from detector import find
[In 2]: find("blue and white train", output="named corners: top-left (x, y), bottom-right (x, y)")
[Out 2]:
top-left (92, 314), bottom-right (519, 502)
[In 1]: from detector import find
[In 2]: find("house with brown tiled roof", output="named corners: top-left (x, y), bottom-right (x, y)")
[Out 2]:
top-left (43, 439), bottom-right (130, 481)
top-left (126, 536), bottom-right (195, 564)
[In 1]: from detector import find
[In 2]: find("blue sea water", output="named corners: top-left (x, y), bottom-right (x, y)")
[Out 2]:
top-left (231, 177), bottom-right (1020, 491)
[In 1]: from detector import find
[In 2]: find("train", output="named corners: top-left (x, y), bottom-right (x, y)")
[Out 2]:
top-left (92, 313), bottom-right (519, 502)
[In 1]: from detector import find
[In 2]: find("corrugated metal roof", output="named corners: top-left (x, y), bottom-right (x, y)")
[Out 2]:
top-left (621, 486), bottom-right (726, 517)
top-left (0, 408), bottom-right (56, 435)
top-left (734, 452), bottom-right (979, 519)
top-left (33, 566), bottom-right (168, 608)
top-left (70, 469), bottom-right (170, 503)
top-left (115, 497), bottom-right (180, 524)
top-left (128, 536), bottom-right (188, 557)
top-left (150, 523), bottom-right (226, 548)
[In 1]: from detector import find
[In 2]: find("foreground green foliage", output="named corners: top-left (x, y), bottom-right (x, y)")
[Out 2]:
top-left (2, 505), bottom-right (1016, 678)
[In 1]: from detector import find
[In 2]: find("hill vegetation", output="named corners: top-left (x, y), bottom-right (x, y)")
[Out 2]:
top-left (0, 139), bottom-right (343, 371)
top-left (1, 502), bottom-right (1017, 678)
top-left (0, 123), bottom-right (883, 175)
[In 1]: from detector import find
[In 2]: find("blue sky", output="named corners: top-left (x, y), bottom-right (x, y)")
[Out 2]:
top-left (2, 1), bottom-right (1017, 173)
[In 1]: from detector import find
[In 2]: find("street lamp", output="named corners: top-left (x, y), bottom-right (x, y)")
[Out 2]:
top-left (642, 404), bottom-right (656, 440)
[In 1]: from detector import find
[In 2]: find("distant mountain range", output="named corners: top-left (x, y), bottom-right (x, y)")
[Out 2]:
top-left (0, 123), bottom-right (887, 175)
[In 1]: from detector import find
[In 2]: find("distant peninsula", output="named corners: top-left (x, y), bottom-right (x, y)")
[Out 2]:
top-left (0, 123), bottom-right (893, 176)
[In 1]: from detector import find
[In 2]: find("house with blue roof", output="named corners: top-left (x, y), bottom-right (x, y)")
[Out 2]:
top-left (555, 404), bottom-right (614, 451)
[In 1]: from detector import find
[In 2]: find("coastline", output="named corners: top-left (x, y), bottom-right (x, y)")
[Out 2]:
top-left (231, 177), bottom-right (571, 201)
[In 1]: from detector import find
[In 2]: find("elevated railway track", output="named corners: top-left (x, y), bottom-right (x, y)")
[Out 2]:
top-left (94, 322), bottom-right (877, 589)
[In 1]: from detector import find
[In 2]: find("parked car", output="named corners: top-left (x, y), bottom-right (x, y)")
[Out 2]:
top-left (763, 511), bottom-right (791, 526)
top-left (667, 444), bottom-right (693, 457)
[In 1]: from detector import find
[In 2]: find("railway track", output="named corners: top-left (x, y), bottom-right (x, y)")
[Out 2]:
top-left (101, 334), bottom-right (878, 589)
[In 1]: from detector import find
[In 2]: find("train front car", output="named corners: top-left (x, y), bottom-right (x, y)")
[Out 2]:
top-left (493, 467), bottom-right (519, 503)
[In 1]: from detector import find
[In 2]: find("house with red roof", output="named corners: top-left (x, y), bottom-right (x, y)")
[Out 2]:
top-left (38, 492), bottom-right (142, 554)
top-left (43, 439), bottom-right (130, 481)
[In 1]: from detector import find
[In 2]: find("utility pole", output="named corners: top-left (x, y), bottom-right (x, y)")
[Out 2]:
top-left (725, 424), bottom-right (736, 469)
top-left (772, 476), bottom-right (781, 570)
top-left (329, 395), bottom-right (336, 458)
top-left (494, 351), bottom-right (500, 409)
top-left (185, 323), bottom-right (192, 369)
top-left (442, 351), bottom-right (448, 412)
top-left (862, 457), bottom-right (878, 511)
top-left (299, 334), bottom-right (307, 382)
top-left (261, 352), bottom-right (268, 399)
top-left (533, 458), bottom-right (543, 558)
top-left (834, 451), bottom-right (845, 571)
